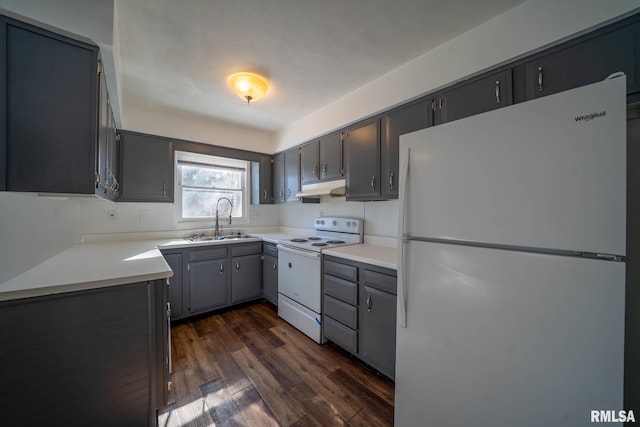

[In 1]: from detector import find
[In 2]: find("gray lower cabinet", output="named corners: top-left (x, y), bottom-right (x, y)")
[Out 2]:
top-left (162, 242), bottom-right (264, 319)
top-left (188, 247), bottom-right (228, 315)
top-left (163, 252), bottom-right (184, 320)
top-left (262, 243), bottom-right (278, 305)
top-left (359, 268), bottom-right (397, 380)
top-left (0, 280), bottom-right (169, 426)
top-left (322, 256), bottom-right (397, 379)
top-left (231, 253), bottom-right (262, 303)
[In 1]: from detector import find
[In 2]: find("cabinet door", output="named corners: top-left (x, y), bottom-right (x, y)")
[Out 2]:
top-left (345, 118), bottom-right (380, 200)
top-left (251, 155), bottom-right (273, 204)
top-left (359, 284), bottom-right (397, 380)
top-left (273, 152), bottom-right (286, 204)
top-left (96, 64), bottom-right (109, 196)
top-left (434, 69), bottom-right (513, 125)
top-left (118, 131), bottom-right (174, 202)
top-left (231, 254), bottom-right (262, 303)
top-left (319, 131), bottom-right (343, 181)
top-left (163, 253), bottom-right (183, 319)
top-left (525, 24), bottom-right (638, 100)
top-left (381, 99), bottom-right (430, 199)
top-left (6, 23), bottom-right (98, 194)
top-left (284, 148), bottom-right (300, 202)
top-left (262, 254), bottom-right (278, 306)
top-left (301, 140), bottom-right (320, 184)
top-left (189, 258), bottom-right (227, 314)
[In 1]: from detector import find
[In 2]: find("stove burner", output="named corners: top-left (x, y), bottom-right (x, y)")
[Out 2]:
top-left (326, 240), bottom-right (345, 244)
top-left (290, 238), bottom-right (308, 243)
top-left (311, 243), bottom-right (328, 247)
top-left (307, 237), bottom-right (322, 241)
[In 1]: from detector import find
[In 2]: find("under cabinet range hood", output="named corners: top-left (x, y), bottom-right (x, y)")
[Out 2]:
top-left (296, 179), bottom-right (346, 198)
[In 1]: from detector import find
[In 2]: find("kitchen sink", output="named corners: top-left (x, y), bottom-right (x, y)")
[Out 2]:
top-left (187, 233), bottom-right (253, 242)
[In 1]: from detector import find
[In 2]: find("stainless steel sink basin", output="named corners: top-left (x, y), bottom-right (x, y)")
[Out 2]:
top-left (187, 233), bottom-right (252, 242)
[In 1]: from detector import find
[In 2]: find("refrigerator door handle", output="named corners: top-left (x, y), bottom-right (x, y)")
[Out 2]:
top-left (397, 147), bottom-right (410, 328)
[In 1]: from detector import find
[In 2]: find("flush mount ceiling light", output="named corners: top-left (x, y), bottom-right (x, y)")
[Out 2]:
top-left (228, 72), bottom-right (269, 104)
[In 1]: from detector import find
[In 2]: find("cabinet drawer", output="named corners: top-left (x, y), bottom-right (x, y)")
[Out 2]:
top-left (323, 316), bottom-right (357, 354)
top-left (189, 247), bottom-right (226, 262)
top-left (363, 269), bottom-right (397, 295)
top-left (231, 243), bottom-right (262, 257)
top-left (324, 274), bottom-right (357, 305)
top-left (324, 260), bottom-right (358, 282)
top-left (263, 243), bottom-right (278, 257)
top-left (324, 295), bottom-right (357, 329)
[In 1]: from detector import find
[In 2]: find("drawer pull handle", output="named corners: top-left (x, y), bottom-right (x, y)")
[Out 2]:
top-left (495, 80), bottom-right (501, 103)
top-left (366, 294), bottom-right (372, 312)
top-left (235, 262), bottom-right (240, 272)
top-left (220, 264), bottom-right (224, 275)
top-left (538, 66), bottom-right (543, 92)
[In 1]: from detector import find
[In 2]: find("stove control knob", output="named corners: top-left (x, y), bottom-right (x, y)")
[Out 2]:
top-left (315, 220), bottom-right (320, 225)
top-left (332, 220), bottom-right (337, 226)
top-left (320, 220), bottom-right (325, 225)
top-left (346, 221), bottom-right (351, 227)
top-left (352, 222), bottom-right (357, 227)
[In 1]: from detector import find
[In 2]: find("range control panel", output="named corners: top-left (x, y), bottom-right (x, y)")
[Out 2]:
top-left (314, 217), bottom-right (363, 234)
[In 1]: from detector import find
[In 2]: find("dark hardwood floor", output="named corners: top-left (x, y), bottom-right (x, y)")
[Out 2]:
top-left (158, 301), bottom-right (395, 426)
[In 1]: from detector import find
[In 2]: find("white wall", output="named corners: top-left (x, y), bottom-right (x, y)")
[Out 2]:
top-left (0, 193), bottom-right (83, 283)
top-left (279, 197), bottom-right (398, 237)
top-left (122, 104), bottom-right (276, 154)
top-left (275, 0), bottom-right (640, 150)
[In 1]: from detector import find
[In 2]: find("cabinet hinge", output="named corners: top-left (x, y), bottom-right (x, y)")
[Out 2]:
top-left (95, 173), bottom-right (100, 184)
top-left (167, 381), bottom-right (173, 391)
top-left (115, 133), bottom-right (121, 142)
top-left (97, 62), bottom-right (103, 75)
top-left (431, 99), bottom-right (437, 111)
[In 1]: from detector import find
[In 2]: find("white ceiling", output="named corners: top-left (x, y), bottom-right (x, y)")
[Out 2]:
top-left (115, 0), bottom-right (525, 132)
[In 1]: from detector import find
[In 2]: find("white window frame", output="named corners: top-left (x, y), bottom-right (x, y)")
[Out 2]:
top-left (174, 151), bottom-right (250, 225)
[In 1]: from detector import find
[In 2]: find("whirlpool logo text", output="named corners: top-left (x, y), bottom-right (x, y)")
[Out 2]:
top-left (575, 110), bottom-right (606, 122)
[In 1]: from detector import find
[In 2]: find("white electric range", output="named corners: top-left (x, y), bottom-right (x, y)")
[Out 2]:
top-left (276, 217), bottom-right (363, 343)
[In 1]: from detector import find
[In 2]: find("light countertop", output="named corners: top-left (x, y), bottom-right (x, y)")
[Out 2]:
top-left (1, 231), bottom-right (397, 302)
top-left (323, 244), bottom-right (397, 270)
top-left (0, 240), bottom-right (173, 302)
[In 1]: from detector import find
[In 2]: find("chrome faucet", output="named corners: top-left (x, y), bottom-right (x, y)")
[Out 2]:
top-left (214, 197), bottom-right (233, 238)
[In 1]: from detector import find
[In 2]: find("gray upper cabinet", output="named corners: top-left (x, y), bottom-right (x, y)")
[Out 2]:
top-left (319, 131), bottom-right (343, 181)
top-left (381, 99), bottom-right (430, 199)
top-left (118, 130), bottom-right (174, 202)
top-left (432, 69), bottom-right (513, 126)
top-left (189, 248), bottom-right (228, 315)
top-left (284, 147), bottom-right (301, 202)
top-left (525, 24), bottom-right (638, 100)
top-left (301, 132), bottom-right (343, 184)
top-left (1, 14), bottom-right (117, 199)
top-left (96, 65), bottom-right (119, 199)
top-left (301, 140), bottom-right (320, 184)
top-left (251, 155), bottom-right (273, 204)
top-left (273, 152), bottom-right (286, 204)
top-left (345, 117), bottom-right (381, 200)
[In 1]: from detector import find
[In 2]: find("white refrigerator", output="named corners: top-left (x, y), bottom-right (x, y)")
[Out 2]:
top-left (396, 76), bottom-right (627, 426)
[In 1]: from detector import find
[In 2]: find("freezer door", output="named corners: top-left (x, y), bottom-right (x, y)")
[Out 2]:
top-left (399, 76), bottom-right (626, 256)
top-left (395, 240), bottom-right (625, 427)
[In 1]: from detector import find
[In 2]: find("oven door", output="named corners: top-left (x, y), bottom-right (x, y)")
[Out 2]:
top-left (277, 244), bottom-right (321, 313)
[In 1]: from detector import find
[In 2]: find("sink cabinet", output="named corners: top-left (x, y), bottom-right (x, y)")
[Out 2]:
top-left (231, 243), bottom-right (263, 303)
top-left (162, 241), bottom-right (264, 320)
top-left (188, 247), bottom-right (228, 315)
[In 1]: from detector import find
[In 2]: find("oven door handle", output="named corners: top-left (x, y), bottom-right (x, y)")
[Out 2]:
top-left (276, 244), bottom-right (321, 259)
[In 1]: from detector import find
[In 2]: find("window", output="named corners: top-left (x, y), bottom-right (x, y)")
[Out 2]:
top-left (176, 151), bottom-right (249, 223)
